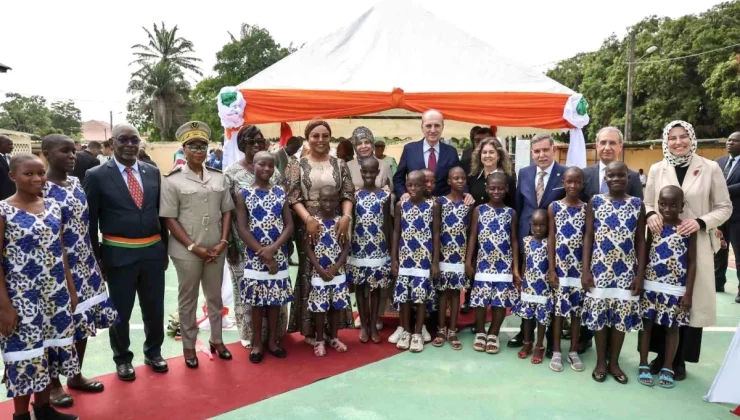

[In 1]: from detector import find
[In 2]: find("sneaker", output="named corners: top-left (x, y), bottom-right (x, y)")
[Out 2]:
top-left (410, 334), bottom-right (424, 353)
top-left (396, 332), bottom-right (412, 350)
top-left (421, 325), bottom-right (431, 342)
top-left (376, 320), bottom-right (384, 331)
top-left (388, 326), bottom-right (405, 344)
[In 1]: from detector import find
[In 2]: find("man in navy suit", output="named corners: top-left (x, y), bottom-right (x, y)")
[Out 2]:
top-left (509, 133), bottom-right (566, 348)
top-left (84, 124), bottom-right (170, 381)
top-left (0, 135), bottom-right (15, 200)
top-left (393, 109), bottom-right (469, 199)
top-left (714, 131), bottom-right (740, 303)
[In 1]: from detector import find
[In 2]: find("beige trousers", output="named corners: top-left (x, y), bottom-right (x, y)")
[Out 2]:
top-left (172, 255), bottom-right (225, 349)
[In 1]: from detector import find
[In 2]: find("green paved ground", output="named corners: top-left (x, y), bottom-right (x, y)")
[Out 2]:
top-left (4, 267), bottom-right (738, 420)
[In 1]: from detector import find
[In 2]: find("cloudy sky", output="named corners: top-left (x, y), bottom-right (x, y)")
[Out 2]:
top-left (0, 0), bottom-right (724, 124)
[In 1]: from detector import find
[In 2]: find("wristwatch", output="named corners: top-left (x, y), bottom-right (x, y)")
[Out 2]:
top-left (187, 243), bottom-right (196, 252)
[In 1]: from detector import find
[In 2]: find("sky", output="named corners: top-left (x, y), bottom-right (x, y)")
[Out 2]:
top-left (0, 0), bottom-right (726, 125)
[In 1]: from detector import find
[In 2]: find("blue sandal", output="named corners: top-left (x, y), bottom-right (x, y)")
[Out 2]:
top-left (638, 365), bottom-right (654, 387)
top-left (658, 368), bottom-right (675, 389)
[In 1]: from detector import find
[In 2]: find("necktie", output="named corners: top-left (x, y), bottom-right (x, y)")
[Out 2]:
top-left (125, 167), bottom-right (143, 208)
top-left (428, 148), bottom-right (437, 172)
top-left (723, 157), bottom-right (735, 179)
top-left (600, 171), bottom-right (609, 194)
top-left (536, 170), bottom-right (546, 205)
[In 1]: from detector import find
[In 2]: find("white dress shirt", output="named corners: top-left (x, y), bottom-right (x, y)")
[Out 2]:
top-left (534, 160), bottom-right (555, 190)
top-left (422, 139), bottom-right (440, 169)
top-left (113, 155), bottom-right (143, 187)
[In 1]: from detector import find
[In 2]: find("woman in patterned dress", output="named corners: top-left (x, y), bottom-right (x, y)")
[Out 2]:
top-left (0, 153), bottom-right (79, 420)
top-left (235, 152), bottom-right (294, 363)
top-left (547, 166), bottom-right (586, 372)
top-left (638, 185), bottom-right (696, 388)
top-left (582, 161), bottom-right (647, 384)
top-left (432, 167), bottom-right (470, 350)
top-left (513, 210), bottom-right (552, 364)
top-left (347, 157), bottom-right (391, 344)
top-left (465, 172), bottom-right (520, 355)
top-left (390, 171), bottom-right (439, 353)
top-left (42, 135), bottom-right (119, 407)
top-left (224, 125), bottom-right (286, 349)
top-left (285, 120), bottom-right (355, 344)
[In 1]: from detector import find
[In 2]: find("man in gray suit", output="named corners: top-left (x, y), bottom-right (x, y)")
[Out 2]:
top-left (578, 126), bottom-right (643, 353)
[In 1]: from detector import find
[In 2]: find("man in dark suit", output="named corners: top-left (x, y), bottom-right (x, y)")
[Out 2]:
top-left (394, 109), bottom-right (471, 199)
top-left (508, 133), bottom-right (566, 348)
top-left (714, 131), bottom-right (740, 303)
top-left (83, 124), bottom-right (170, 381)
top-left (0, 135), bottom-right (15, 200)
top-left (72, 140), bottom-right (101, 179)
top-left (577, 126), bottom-right (643, 353)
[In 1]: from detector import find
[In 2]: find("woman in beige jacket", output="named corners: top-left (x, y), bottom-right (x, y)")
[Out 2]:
top-left (643, 120), bottom-right (731, 380)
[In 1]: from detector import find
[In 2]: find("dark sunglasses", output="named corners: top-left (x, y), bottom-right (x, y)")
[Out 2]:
top-left (374, 144), bottom-right (385, 148)
top-left (117, 135), bottom-right (140, 145)
top-left (186, 145), bottom-right (208, 152)
top-left (246, 138), bottom-right (266, 146)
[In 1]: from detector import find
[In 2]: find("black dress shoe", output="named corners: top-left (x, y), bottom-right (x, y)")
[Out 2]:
top-left (735, 291), bottom-right (740, 304)
top-left (576, 340), bottom-right (592, 354)
top-left (144, 356), bottom-right (169, 373)
top-left (32, 402), bottom-right (78, 420)
top-left (268, 347), bottom-right (288, 359)
top-left (13, 413), bottom-right (31, 420)
top-left (507, 335), bottom-right (524, 348)
top-left (546, 347), bottom-right (553, 359)
top-left (116, 363), bottom-right (136, 381)
top-left (185, 356), bottom-right (199, 369)
top-left (716, 286), bottom-right (725, 293)
top-left (210, 342), bottom-right (233, 360)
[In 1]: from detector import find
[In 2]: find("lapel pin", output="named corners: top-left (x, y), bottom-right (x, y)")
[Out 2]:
top-left (142, 170), bottom-right (146, 174)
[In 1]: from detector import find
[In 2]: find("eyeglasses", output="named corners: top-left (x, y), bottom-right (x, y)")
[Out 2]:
top-left (186, 145), bottom-right (208, 152)
top-left (246, 138), bottom-right (266, 146)
top-left (117, 135), bottom-right (140, 145)
top-left (374, 144), bottom-right (385, 148)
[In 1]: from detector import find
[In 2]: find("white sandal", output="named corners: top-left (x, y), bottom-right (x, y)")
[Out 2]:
top-left (473, 333), bottom-right (487, 352)
top-left (568, 351), bottom-right (585, 372)
top-left (550, 351), bottom-right (564, 372)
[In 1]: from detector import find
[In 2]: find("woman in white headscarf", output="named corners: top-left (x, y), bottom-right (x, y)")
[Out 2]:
top-left (643, 120), bottom-right (731, 381)
top-left (346, 126), bottom-right (393, 190)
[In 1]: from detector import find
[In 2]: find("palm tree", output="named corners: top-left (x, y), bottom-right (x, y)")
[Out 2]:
top-left (131, 22), bottom-right (202, 76)
top-left (128, 61), bottom-right (190, 141)
top-left (128, 23), bottom-right (202, 141)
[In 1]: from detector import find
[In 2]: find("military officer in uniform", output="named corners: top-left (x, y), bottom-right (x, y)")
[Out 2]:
top-left (160, 121), bottom-right (235, 368)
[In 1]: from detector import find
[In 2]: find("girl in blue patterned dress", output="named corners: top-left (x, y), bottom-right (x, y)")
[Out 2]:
top-left (547, 167), bottom-right (586, 372)
top-left (514, 210), bottom-right (552, 364)
top-left (43, 135), bottom-right (119, 406)
top-left (582, 161), bottom-right (646, 384)
top-left (306, 186), bottom-right (351, 357)
top-left (465, 172), bottom-right (520, 355)
top-left (638, 186), bottom-right (696, 388)
top-left (236, 152), bottom-right (294, 363)
top-left (432, 167), bottom-right (470, 351)
top-left (391, 171), bottom-right (440, 353)
top-left (347, 158), bottom-right (391, 345)
top-left (0, 153), bottom-right (79, 420)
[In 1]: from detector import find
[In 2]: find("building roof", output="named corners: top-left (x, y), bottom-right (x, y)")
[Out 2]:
top-left (81, 120), bottom-right (112, 141)
top-left (0, 63), bottom-right (11, 73)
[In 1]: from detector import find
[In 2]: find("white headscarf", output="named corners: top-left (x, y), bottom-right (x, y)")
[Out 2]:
top-left (661, 120), bottom-right (697, 167)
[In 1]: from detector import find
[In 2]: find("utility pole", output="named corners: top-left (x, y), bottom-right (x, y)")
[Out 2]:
top-left (109, 111), bottom-right (113, 135)
top-left (624, 32), bottom-right (636, 143)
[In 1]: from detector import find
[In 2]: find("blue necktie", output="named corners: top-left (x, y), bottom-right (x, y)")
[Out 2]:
top-left (600, 177), bottom-right (608, 194)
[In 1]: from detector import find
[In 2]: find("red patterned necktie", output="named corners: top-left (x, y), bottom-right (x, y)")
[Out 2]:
top-left (428, 147), bottom-right (437, 172)
top-left (125, 167), bottom-right (143, 208)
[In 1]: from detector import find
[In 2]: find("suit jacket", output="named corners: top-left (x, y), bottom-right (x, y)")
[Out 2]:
top-left (515, 162), bottom-right (567, 246)
top-left (0, 157), bottom-right (15, 200)
top-left (72, 150), bottom-right (100, 180)
top-left (582, 162), bottom-right (643, 202)
top-left (83, 159), bottom-right (169, 268)
top-left (393, 139), bottom-right (460, 197)
top-left (645, 157), bottom-right (731, 327)
top-left (460, 146), bottom-right (474, 175)
top-left (716, 155), bottom-right (740, 222)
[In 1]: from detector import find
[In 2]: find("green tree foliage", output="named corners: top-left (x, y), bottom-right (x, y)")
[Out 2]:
top-left (127, 23), bottom-right (202, 141)
top-left (0, 93), bottom-right (82, 137)
top-left (547, 1), bottom-right (740, 140)
top-left (190, 24), bottom-right (296, 134)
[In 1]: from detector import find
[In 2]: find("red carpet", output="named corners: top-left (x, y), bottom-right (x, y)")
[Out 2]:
top-left (0, 330), bottom-right (398, 419)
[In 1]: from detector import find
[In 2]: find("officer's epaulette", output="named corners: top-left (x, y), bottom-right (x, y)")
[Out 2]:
top-left (165, 165), bottom-right (183, 177)
top-left (205, 165), bottom-right (222, 173)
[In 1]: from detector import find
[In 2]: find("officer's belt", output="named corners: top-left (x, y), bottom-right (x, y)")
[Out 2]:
top-left (177, 214), bottom-right (221, 226)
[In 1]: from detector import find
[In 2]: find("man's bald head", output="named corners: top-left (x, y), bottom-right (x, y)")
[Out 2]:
top-left (727, 131), bottom-right (740, 157)
top-left (421, 109), bottom-right (444, 146)
top-left (112, 123), bottom-right (139, 139)
top-left (0, 135), bottom-right (13, 154)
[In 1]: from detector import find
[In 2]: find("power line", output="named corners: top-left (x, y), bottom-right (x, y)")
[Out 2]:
top-left (0, 90), bottom-right (129, 105)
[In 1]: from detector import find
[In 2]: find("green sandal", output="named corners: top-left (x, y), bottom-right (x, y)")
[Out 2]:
top-left (638, 365), bottom-right (654, 387)
top-left (658, 368), bottom-right (675, 389)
